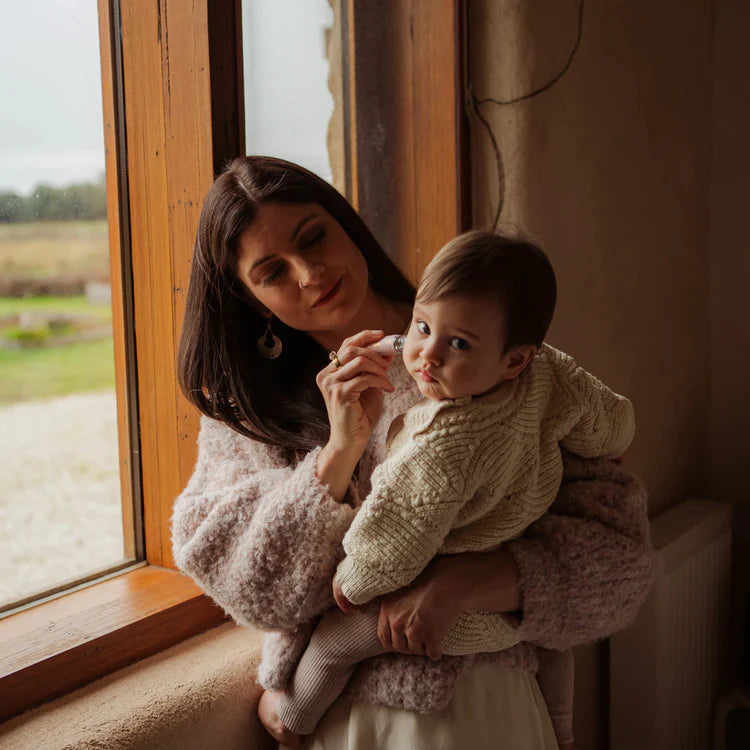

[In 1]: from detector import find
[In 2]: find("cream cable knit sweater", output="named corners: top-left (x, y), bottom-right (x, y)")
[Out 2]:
top-left (336, 344), bottom-right (635, 657)
top-left (171, 351), bottom-right (651, 717)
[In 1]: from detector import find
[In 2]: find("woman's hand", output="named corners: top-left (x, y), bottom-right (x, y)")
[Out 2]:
top-left (317, 329), bottom-right (395, 451)
top-left (316, 330), bottom-right (394, 501)
top-left (378, 571), bottom-right (458, 660)
top-left (377, 549), bottom-right (521, 660)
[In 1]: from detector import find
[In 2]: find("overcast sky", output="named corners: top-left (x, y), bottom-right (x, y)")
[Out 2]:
top-left (0, 0), bottom-right (105, 194)
top-left (0, 1), bottom-right (334, 195)
top-left (244, 0), bottom-right (334, 182)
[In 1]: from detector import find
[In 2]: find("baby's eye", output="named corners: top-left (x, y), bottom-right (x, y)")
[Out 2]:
top-left (416, 320), bottom-right (430, 335)
top-left (262, 265), bottom-right (284, 286)
top-left (449, 337), bottom-right (470, 351)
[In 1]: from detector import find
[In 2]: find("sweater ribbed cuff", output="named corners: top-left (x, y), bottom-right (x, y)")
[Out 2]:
top-left (549, 711), bottom-right (574, 745)
top-left (336, 555), bottom-right (391, 605)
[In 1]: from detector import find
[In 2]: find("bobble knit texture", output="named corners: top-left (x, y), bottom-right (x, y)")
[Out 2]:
top-left (336, 344), bottom-right (635, 656)
top-left (171, 349), bottom-right (652, 716)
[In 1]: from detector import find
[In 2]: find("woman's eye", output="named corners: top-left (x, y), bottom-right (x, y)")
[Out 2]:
top-left (262, 266), bottom-right (284, 286)
top-left (449, 337), bottom-right (470, 351)
top-left (416, 320), bottom-right (430, 335)
top-left (300, 227), bottom-right (325, 249)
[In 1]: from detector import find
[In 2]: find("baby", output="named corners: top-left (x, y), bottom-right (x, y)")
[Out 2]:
top-left (259, 230), bottom-right (635, 748)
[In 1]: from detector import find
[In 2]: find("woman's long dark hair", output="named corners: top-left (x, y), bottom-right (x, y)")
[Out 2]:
top-left (177, 156), bottom-right (415, 459)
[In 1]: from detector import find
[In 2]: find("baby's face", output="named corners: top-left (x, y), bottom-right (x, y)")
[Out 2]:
top-left (403, 294), bottom-right (512, 401)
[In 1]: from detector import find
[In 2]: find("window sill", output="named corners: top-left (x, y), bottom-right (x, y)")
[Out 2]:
top-left (0, 621), bottom-right (272, 750)
top-left (0, 565), bottom-right (226, 722)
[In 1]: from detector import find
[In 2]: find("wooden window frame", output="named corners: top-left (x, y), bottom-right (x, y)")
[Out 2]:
top-left (0, 0), bottom-right (467, 723)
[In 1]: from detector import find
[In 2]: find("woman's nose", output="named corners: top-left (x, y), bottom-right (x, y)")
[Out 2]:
top-left (298, 262), bottom-right (325, 289)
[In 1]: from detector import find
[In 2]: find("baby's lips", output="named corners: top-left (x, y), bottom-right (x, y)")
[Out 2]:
top-left (369, 334), bottom-right (405, 356)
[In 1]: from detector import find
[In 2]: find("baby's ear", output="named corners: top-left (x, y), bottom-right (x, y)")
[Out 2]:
top-left (504, 344), bottom-right (537, 379)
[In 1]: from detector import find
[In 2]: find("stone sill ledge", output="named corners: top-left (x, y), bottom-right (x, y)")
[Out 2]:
top-left (0, 623), bottom-right (274, 750)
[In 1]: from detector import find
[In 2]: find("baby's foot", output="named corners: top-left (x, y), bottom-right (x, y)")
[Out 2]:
top-left (257, 690), bottom-right (301, 748)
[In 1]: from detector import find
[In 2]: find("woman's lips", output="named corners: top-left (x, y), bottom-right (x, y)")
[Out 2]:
top-left (312, 276), bottom-right (343, 308)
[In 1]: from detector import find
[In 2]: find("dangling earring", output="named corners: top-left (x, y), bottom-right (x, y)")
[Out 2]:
top-left (257, 317), bottom-right (282, 359)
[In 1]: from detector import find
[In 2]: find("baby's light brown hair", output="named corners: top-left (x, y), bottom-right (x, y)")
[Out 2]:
top-left (417, 230), bottom-right (557, 351)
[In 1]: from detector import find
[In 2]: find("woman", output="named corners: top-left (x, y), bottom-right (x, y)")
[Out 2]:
top-left (172, 156), bottom-right (652, 749)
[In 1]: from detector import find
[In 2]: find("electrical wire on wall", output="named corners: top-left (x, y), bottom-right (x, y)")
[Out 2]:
top-left (466, 0), bottom-right (585, 227)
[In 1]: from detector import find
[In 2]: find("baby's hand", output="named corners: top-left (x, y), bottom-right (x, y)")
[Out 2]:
top-left (332, 573), bottom-right (354, 613)
top-left (257, 690), bottom-right (300, 748)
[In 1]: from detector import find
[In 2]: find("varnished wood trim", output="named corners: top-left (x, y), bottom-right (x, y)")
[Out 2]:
top-left (343, 0), bottom-right (359, 208)
top-left (0, 566), bottom-right (226, 722)
top-left (347, 0), bottom-right (463, 281)
top-left (208, 0), bottom-right (245, 171)
top-left (98, 0), bottom-right (138, 560)
top-left (120, 0), bottom-right (175, 567)
top-left (120, 1), bottom-right (241, 568)
top-left (455, 0), bottom-right (472, 231)
top-left (409, 0), bottom-right (461, 277)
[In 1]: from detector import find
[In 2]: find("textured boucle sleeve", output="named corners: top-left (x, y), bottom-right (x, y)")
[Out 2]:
top-left (171, 415), bottom-right (357, 630)
top-left (546, 346), bottom-right (635, 459)
top-left (337, 433), bottom-right (475, 605)
top-left (508, 450), bottom-right (652, 650)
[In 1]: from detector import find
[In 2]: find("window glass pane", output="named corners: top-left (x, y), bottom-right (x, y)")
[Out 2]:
top-left (242, 0), bottom-right (340, 188)
top-left (0, 1), bottom-right (129, 609)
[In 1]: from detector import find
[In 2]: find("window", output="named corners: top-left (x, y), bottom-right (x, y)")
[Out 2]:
top-left (0, 1), bottom-right (136, 613)
top-left (242, 0), bottom-right (337, 186)
top-left (0, 0), bottom-right (467, 721)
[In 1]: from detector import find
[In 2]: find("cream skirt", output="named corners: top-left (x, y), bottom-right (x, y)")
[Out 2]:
top-left (291, 663), bottom-right (558, 750)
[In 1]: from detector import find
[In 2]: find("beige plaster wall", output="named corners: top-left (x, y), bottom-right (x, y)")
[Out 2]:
top-left (470, 0), bottom-right (713, 515)
top-left (469, 1), bottom-right (714, 747)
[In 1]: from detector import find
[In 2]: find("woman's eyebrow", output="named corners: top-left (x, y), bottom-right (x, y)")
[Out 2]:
top-left (248, 213), bottom-right (320, 275)
top-left (249, 254), bottom-right (276, 274)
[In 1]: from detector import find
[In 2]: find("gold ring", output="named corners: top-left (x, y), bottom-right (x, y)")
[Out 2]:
top-left (329, 351), bottom-right (343, 369)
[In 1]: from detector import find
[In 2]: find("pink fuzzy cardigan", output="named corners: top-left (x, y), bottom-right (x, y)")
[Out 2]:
top-left (171, 358), bottom-right (652, 713)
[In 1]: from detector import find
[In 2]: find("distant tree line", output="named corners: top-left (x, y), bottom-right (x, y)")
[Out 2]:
top-left (0, 177), bottom-right (107, 223)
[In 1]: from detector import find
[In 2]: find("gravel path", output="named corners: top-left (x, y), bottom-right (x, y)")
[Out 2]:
top-left (0, 390), bottom-right (124, 606)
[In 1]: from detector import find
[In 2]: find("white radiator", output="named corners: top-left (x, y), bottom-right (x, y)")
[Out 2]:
top-left (610, 498), bottom-right (732, 750)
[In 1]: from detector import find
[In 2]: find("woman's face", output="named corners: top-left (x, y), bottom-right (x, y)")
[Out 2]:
top-left (236, 201), bottom-right (370, 335)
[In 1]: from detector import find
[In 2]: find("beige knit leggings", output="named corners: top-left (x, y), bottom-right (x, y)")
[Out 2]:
top-left (276, 607), bottom-right (388, 735)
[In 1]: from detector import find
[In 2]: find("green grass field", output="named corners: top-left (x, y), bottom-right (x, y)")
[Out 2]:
top-left (0, 295), bottom-right (115, 405)
top-left (0, 221), bottom-right (115, 404)
top-left (0, 295), bottom-right (113, 322)
top-left (0, 338), bottom-right (115, 405)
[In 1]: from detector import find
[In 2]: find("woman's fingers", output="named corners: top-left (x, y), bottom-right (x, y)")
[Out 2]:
top-left (389, 623), bottom-right (408, 654)
top-left (377, 606), bottom-right (393, 650)
top-left (336, 354), bottom-right (390, 381)
top-left (404, 629), bottom-right (427, 657)
top-left (331, 344), bottom-right (391, 373)
top-left (340, 329), bottom-right (386, 350)
top-left (339, 378), bottom-right (394, 402)
top-left (319, 354), bottom-right (394, 402)
top-left (378, 600), bottom-right (431, 656)
top-left (424, 635), bottom-right (443, 661)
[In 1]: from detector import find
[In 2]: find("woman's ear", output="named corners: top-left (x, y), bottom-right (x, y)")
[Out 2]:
top-left (231, 277), bottom-right (270, 317)
top-left (502, 344), bottom-right (537, 379)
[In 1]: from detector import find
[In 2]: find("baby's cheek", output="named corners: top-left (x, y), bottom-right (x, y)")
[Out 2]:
top-left (402, 337), bottom-right (419, 367)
